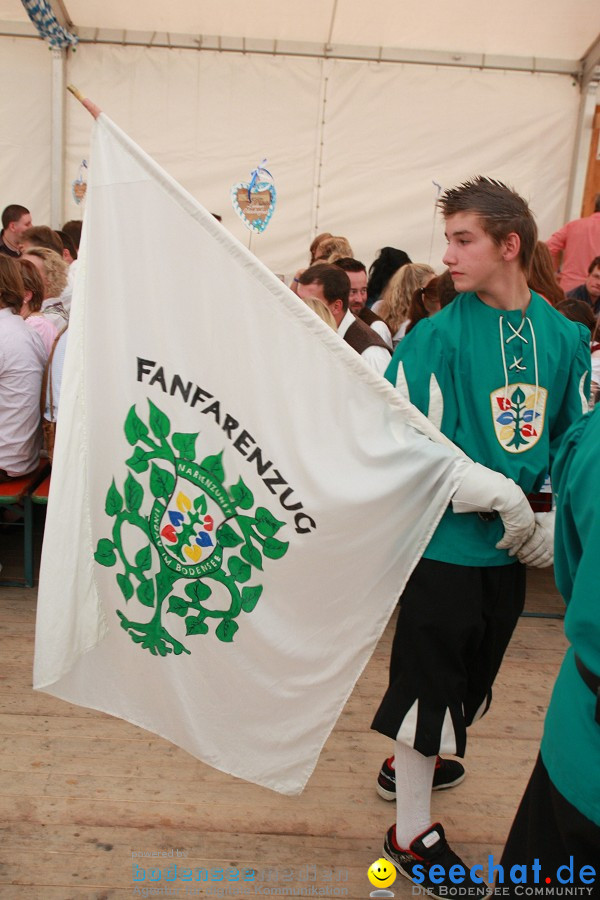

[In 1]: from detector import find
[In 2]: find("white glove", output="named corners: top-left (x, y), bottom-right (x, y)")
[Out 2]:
top-left (512, 511), bottom-right (554, 567)
top-left (452, 462), bottom-right (535, 555)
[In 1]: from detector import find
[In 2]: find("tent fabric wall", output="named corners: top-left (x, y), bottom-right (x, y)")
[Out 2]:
top-left (319, 62), bottom-right (580, 270)
top-left (0, 36), bottom-right (53, 224)
top-left (66, 45), bottom-right (579, 276)
top-left (66, 45), bottom-right (325, 276)
top-left (0, 35), bottom-right (581, 277)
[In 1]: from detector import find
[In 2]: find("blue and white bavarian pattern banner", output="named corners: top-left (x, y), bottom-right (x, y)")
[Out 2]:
top-left (21, 0), bottom-right (78, 48)
top-left (33, 114), bottom-right (467, 795)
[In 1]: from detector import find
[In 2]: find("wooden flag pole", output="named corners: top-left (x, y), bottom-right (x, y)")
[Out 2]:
top-left (67, 84), bottom-right (102, 119)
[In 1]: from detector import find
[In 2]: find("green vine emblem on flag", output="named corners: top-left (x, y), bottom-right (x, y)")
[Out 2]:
top-left (94, 400), bottom-right (289, 657)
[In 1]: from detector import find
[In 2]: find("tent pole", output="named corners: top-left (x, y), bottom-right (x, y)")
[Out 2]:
top-left (312, 61), bottom-right (329, 238)
top-left (50, 48), bottom-right (66, 229)
top-left (565, 75), bottom-right (599, 221)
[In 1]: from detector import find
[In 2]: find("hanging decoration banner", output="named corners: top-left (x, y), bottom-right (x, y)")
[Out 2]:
top-left (72, 159), bottom-right (88, 205)
top-left (231, 160), bottom-right (276, 233)
top-left (21, 0), bottom-right (78, 48)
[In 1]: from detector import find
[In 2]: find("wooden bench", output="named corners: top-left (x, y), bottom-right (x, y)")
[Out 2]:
top-left (31, 474), bottom-right (51, 506)
top-left (0, 460), bottom-right (51, 587)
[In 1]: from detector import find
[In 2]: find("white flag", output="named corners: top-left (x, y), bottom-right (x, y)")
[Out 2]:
top-left (33, 115), bottom-right (465, 794)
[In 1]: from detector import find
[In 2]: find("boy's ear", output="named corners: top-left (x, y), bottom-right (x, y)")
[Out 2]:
top-left (502, 232), bottom-right (521, 262)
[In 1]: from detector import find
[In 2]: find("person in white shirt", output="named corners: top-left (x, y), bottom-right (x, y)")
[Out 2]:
top-left (0, 204), bottom-right (32, 258)
top-left (16, 257), bottom-right (59, 357)
top-left (56, 229), bottom-right (79, 314)
top-left (334, 257), bottom-right (394, 349)
top-left (297, 264), bottom-right (391, 375)
top-left (0, 256), bottom-right (46, 479)
top-left (21, 247), bottom-right (69, 331)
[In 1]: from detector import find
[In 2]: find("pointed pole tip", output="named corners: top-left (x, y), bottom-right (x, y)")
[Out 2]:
top-left (67, 84), bottom-right (102, 119)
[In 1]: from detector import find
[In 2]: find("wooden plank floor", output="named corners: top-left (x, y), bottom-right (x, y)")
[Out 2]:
top-left (0, 526), bottom-right (567, 899)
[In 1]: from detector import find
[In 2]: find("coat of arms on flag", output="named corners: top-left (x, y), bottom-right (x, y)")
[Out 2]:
top-left (96, 399), bottom-right (288, 656)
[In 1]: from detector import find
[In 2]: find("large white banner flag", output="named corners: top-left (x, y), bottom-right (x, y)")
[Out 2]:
top-left (33, 114), bottom-right (466, 794)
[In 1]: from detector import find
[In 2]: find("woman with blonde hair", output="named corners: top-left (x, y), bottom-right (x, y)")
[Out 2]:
top-left (16, 258), bottom-right (58, 356)
top-left (316, 235), bottom-right (353, 265)
top-left (21, 246), bottom-right (69, 331)
top-left (290, 232), bottom-right (335, 295)
top-left (374, 262), bottom-right (435, 345)
top-left (309, 232), bottom-right (333, 265)
top-left (290, 234), bottom-right (353, 295)
top-left (300, 295), bottom-right (338, 330)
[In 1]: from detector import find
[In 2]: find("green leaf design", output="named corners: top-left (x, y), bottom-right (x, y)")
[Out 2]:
top-left (156, 568), bottom-right (177, 603)
top-left (168, 596), bottom-right (189, 617)
top-left (126, 446), bottom-right (150, 473)
top-left (217, 523), bottom-right (243, 548)
top-left (94, 538), bottom-right (116, 567)
top-left (116, 572), bottom-right (134, 600)
top-left (241, 543), bottom-right (262, 570)
top-left (241, 585), bottom-right (263, 613)
top-left (229, 557), bottom-right (252, 583)
top-left (135, 545), bottom-right (152, 571)
top-left (193, 494), bottom-right (207, 514)
top-left (185, 580), bottom-right (212, 603)
top-left (230, 477), bottom-right (254, 510)
top-left (124, 405), bottom-right (149, 446)
top-left (173, 432), bottom-right (198, 460)
top-left (105, 480), bottom-right (123, 517)
top-left (254, 507), bottom-right (285, 538)
top-left (200, 451), bottom-right (225, 482)
top-left (216, 619), bottom-right (238, 642)
top-left (148, 400), bottom-right (171, 439)
top-left (263, 537), bottom-right (289, 560)
top-left (506, 386), bottom-right (530, 451)
top-left (150, 463), bottom-right (175, 501)
top-left (137, 579), bottom-right (155, 607)
top-left (108, 400), bottom-right (294, 655)
top-left (186, 615), bottom-right (209, 636)
top-left (124, 472), bottom-right (144, 512)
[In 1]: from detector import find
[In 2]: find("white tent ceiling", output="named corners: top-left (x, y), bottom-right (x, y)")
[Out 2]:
top-left (66, 0), bottom-right (597, 61)
top-left (1, 0), bottom-right (599, 73)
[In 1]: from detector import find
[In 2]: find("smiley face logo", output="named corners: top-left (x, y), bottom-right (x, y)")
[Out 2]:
top-left (367, 858), bottom-right (396, 889)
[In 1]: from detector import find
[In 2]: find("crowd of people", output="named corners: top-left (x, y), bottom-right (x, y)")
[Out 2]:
top-left (0, 205), bottom-right (80, 484)
top-left (2, 195), bottom-right (599, 485)
top-left (1, 183), bottom-right (599, 894)
top-left (291, 199), bottom-right (600, 404)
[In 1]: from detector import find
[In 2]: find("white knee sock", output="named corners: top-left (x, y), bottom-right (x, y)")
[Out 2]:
top-left (393, 741), bottom-right (436, 849)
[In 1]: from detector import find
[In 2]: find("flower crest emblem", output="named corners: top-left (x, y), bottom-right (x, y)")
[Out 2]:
top-left (94, 400), bottom-right (289, 656)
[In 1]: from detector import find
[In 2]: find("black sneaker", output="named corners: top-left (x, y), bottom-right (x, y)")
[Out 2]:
top-left (383, 823), bottom-right (489, 899)
top-left (376, 755), bottom-right (465, 800)
top-left (433, 755), bottom-right (466, 791)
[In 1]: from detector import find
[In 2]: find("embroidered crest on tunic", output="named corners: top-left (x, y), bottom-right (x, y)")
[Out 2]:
top-left (490, 383), bottom-right (548, 453)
